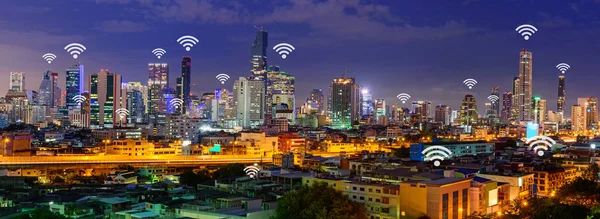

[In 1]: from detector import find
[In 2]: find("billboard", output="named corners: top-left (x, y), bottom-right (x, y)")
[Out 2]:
top-left (209, 144), bottom-right (221, 153)
top-left (526, 122), bottom-right (538, 139)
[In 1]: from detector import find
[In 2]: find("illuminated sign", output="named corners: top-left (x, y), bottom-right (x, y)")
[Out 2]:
top-left (526, 122), bottom-right (538, 139)
top-left (209, 144), bottom-right (221, 153)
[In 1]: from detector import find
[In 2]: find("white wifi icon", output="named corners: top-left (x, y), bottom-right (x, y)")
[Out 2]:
top-left (42, 53), bottom-right (57, 64)
top-left (422, 146), bottom-right (452, 167)
top-left (152, 48), bottom-right (166, 59)
top-left (526, 135), bottom-right (556, 157)
top-left (273, 43), bottom-right (295, 59)
top-left (115, 108), bottom-right (129, 119)
top-left (215, 74), bottom-right (230, 84)
top-left (64, 43), bottom-right (86, 59)
top-left (244, 163), bottom-right (260, 179)
top-left (72, 95), bottom-right (87, 105)
top-left (556, 63), bottom-right (570, 74)
top-left (463, 78), bottom-right (477, 89)
top-left (170, 98), bottom-right (184, 109)
top-left (515, 24), bottom-right (538, 41)
top-left (177, 35), bottom-right (199, 51)
top-left (488, 95), bottom-right (499, 103)
top-left (396, 93), bottom-right (411, 104)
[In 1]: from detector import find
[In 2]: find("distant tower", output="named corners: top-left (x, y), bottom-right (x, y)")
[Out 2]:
top-left (328, 76), bottom-right (361, 129)
top-left (557, 75), bottom-right (566, 123)
top-left (501, 92), bottom-right (512, 124)
top-left (9, 72), bottom-right (25, 91)
top-left (460, 94), bottom-right (478, 129)
top-left (177, 57), bottom-right (191, 114)
top-left (148, 63), bottom-right (169, 115)
top-left (66, 64), bottom-right (84, 110)
top-left (491, 87), bottom-right (500, 117)
top-left (518, 49), bottom-right (533, 122)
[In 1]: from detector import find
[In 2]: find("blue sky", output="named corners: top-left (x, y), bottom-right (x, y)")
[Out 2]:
top-left (2, 0), bottom-right (600, 116)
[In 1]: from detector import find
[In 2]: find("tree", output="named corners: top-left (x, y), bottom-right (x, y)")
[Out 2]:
top-left (212, 163), bottom-right (246, 179)
top-left (13, 209), bottom-right (69, 219)
top-left (179, 169), bottom-right (211, 187)
top-left (393, 147), bottom-right (410, 158)
top-left (584, 163), bottom-right (600, 182)
top-left (557, 177), bottom-right (600, 207)
top-left (272, 182), bottom-right (367, 219)
top-left (503, 196), bottom-right (590, 219)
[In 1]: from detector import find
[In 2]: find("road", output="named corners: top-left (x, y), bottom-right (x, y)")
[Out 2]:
top-left (0, 155), bottom-right (272, 165)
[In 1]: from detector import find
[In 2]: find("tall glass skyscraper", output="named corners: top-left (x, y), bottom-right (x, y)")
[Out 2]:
top-left (518, 48), bottom-right (533, 122)
top-left (89, 70), bottom-right (123, 129)
top-left (177, 57), bottom-right (191, 114)
top-left (250, 29), bottom-right (268, 79)
top-left (328, 77), bottom-right (360, 129)
top-left (66, 64), bottom-right (84, 109)
top-left (557, 75), bottom-right (566, 123)
top-left (39, 71), bottom-right (52, 106)
top-left (148, 63), bottom-right (169, 115)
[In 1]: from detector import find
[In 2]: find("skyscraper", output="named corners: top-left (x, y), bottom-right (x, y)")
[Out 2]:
top-left (501, 92), bottom-right (512, 123)
top-left (586, 97), bottom-right (598, 130)
top-left (572, 104), bottom-right (586, 133)
top-left (88, 69), bottom-right (123, 129)
top-left (308, 89), bottom-right (325, 115)
top-left (518, 49), bottom-right (533, 122)
top-left (491, 87), bottom-right (500, 117)
top-left (434, 105), bottom-right (451, 126)
top-left (328, 76), bottom-right (361, 129)
top-left (123, 82), bottom-right (147, 124)
top-left (511, 76), bottom-right (520, 123)
top-left (233, 77), bottom-right (265, 128)
top-left (148, 63), bottom-right (169, 114)
top-left (361, 89), bottom-right (374, 118)
top-left (533, 97), bottom-right (546, 126)
top-left (250, 29), bottom-right (268, 79)
top-left (265, 65), bottom-right (295, 117)
top-left (557, 75), bottom-right (566, 123)
top-left (9, 72), bottom-right (25, 91)
top-left (374, 99), bottom-right (386, 123)
top-left (459, 94), bottom-right (478, 128)
top-left (51, 72), bottom-right (61, 108)
top-left (177, 57), bottom-right (192, 114)
top-left (411, 101), bottom-right (432, 123)
top-left (38, 71), bottom-right (52, 106)
top-left (66, 64), bottom-right (84, 109)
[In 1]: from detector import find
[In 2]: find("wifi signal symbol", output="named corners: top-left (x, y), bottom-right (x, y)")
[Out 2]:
top-left (488, 95), bottom-right (499, 103)
top-left (42, 53), bottom-right (57, 64)
top-left (177, 35), bottom-right (199, 51)
top-left (422, 145), bottom-right (452, 167)
top-left (244, 163), bottom-right (261, 179)
top-left (515, 24), bottom-right (538, 40)
top-left (463, 78), bottom-right (477, 89)
top-left (72, 95), bottom-right (87, 105)
top-left (152, 48), bottom-right (166, 59)
top-left (273, 43), bottom-right (295, 59)
top-left (396, 93), bottom-right (411, 104)
top-left (170, 98), bottom-right (184, 109)
top-left (64, 43), bottom-right (86, 59)
top-left (526, 135), bottom-right (556, 157)
top-left (216, 74), bottom-right (230, 84)
top-left (556, 63), bottom-right (570, 74)
top-left (115, 108), bottom-right (129, 119)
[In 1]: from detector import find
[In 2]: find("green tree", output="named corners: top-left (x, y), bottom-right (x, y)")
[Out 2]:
top-left (212, 163), bottom-right (246, 179)
top-left (179, 169), bottom-right (211, 187)
top-left (272, 182), bottom-right (367, 219)
top-left (13, 209), bottom-right (69, 219)
top-left (584, 163), bottom-right (600, 182)
top-left (503, 196), bottom-right (590, 219)
top-left (557, 177), bottom-right (600, 207)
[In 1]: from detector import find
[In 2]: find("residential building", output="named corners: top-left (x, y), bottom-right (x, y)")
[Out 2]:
top-left (233, 77), bottom-right (265, 128)
top-left (399, 178), bottom-right (471, 219)
top-left (328, 76), bottom-right (361, 129)
top-left (572, 104), bottom-right (586, 133)
top-left (166, 114), bottom-right (200, 143)
top-left (9, 72), bottom-right (24, 91)
top-left (517, 49), bottom-right (533, 122)
top-left (343, 181), bottom-right (400, 219)
top-left (88, 69), bottom-right (124, 129)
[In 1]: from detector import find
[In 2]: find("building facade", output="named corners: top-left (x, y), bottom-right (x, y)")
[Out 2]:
top-left (89, 69), bottom-right (124, 129)
top-left (328, 77), bottom-right (361, 129)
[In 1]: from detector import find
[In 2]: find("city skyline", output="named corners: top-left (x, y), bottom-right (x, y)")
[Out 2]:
top-left (2, 1), bottom-right (600, 116)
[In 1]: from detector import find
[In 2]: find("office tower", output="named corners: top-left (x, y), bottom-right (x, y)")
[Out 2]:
top-left (434, 105), bottom-right (451, 125)
top-left (51, 72), bottom-right (61, 108)
top-left (451, 110), bottom-right (459, 125)
top-left (266, 65), bottom-right (295, 117)
top-left (557, 75), bottom-right (566, 123)
top-left (201, 92), bottom-right (216, 119)
top-left (9, 72), bottom-right (25, 91)
top-left (328, 76), bottom-right (361, 129)
top-left (308, 89), bottom-right (325, 115)
top-left (233, 77), bottom-right (265, 128)
top-left (147, 63), bottom-right (169, 114)
top-left (511, 76), bottom-right (520, 122)
top-left (250, 29), bottom-right (268, 79)
top-left (547, 110), bottom-right (557, 123)
top-left (459, 94), bottom-right (478, 127)
top-left (361, 89), bottom-right (374, 118)
top-left (501, 92), bottom-right (512, 123)
top-left (587, 97), bottom-right (598, 130)
top-left (38, 71), bottom-right (52, 106)
top-left (163, 87), bottom-right (176, 114)
top-left (491, 87), bottom-right (500, 117)
top-left (175, 57), bottom-right (191, 114)
top-left (572, 104), bottom-right (586, 133)
top-left (65, 64), bottom-right (84, 109)
top-left (411, 101), bottom-right (431, 123)
top-left (374, 99), bottom-right (386, 123)
top-left (518, 49), bottom-right (533, 121)
top-left (533, 97), bottom-right (546, 125)
top-left (123, 82), bottom-right (147, 124)
top-left (88, 69), bottom-right (123, 129)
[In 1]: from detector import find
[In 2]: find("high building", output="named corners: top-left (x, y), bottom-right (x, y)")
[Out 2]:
top-left (533, 97), bottom-right (546, 126)
top-left (491, 86), bottom-right (500, 117)
top-left (265, 65), bottom-right (295, 117)
top-left (374, 99), bottom-right (386, 124)
top-left (147, 63), bottom-right (169, 115)
top-left (586, 97), bottom-right (598, 130)
top-left (411, 101), bottom-right (431, 123)
top-left (65, 64), bottom-right (84, 109)
top-left (511, 76), bottom-right (520, 123)
top-left (328, 76), bottom-right (361, 129)
top-left (517, 49), bottom-right (533, 122)
top-left (38, 71), bottom-right (52, 106)
top-left (51, 72), bottom-right (61, 108)
top-left (88, 69), bottom-right (124, 129)
top-left (250, 29), bottom-right (268, 79)
top-left (9, 72), bottom-right (25, 91)
top-left (308, 89), bottom-right (325, 115)
top-left (459, 94), bottom-right (478, 127)
top-left (557, 75), bottom-right (566, 123)
top-left (177, 57), bottom-right (192, 114)
top-left (501, 92), bottom-right (512, 123)
top-left (434, 105), bottom-right (451, 126)
top-left (166, 114), bottom-right (200, 143)
top-left (361, 89), bottom-right (374, 118)
top-left (233, 77), bottom-right (265, 128)
top-left (572, 104), bottom-right (586, 133)
top-left (123, 82), bottom-right (147, 124)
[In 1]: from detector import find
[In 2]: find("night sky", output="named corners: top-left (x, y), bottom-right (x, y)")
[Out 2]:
top-left (2, 0), bottom-right (600, 117)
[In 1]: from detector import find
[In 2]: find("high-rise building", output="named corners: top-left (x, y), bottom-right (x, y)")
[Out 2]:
top-left (177, 57), bottom-right (191, 114)
top-left (51, 72), bottom-right (61, 108)
top-left (501, 92), bottom-right (512, 123)
top-left (459, 94), bottom-right (478, 127)
top-left (233, 77), bottom-right (265, 128)
top-left (9, 72), bottom-right (25, 91)
top-left (557, 75), bottom-right (566, 123)
top-left (572, 104), bottom-right (586, 133)
top-left (491, 87), bottom-right (500, 117)
top-left (65, 64), bottom-right (84, 110)
top-left (374, 99), bottom-right (386, 123)
top-left (533, 97), bottom-right (546, 126)
top-left (328, 76), bottom-right (361, 129)
top-left (266, 65), bottom-right (295, 117)
top-left (511, 76), bottom-right (520, 123)
top-left (434, 105), bottom-right (451, 125)
top-left (586, 97), bottom-right (598, 130)
top-left (123, 82), bottom-right (147, 124)
top-left (308, 89), bottom-right (325, 115)
top-left (250, 29), bottom-right (268, 79)
top-left (411, 101), bottom-right (431, 123)
top-left (518, 49), bottom-right (533, 122)
top-left (88, 69), bottom-right (123, 129)
top-left (147, 63), bottom-right (169, 115)
top-left (361, 89), bottom-right (374, 118)
top-left (38, 71), bottom-right (52, 106)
